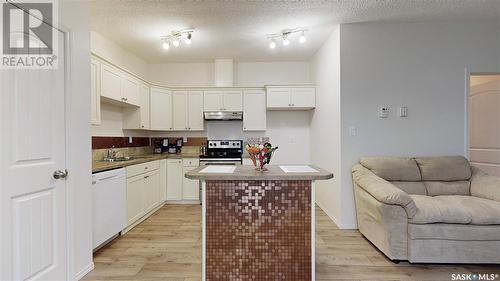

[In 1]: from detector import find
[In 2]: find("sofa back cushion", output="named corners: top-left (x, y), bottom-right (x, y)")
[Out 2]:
top-left (390, 181), bottom-right (427, 195)
top-left (414, 156), bottom-right (472, 181)
top-left (360, 157), bottom-right (421, 181)
top-left (423, 181), bottom-right (471, 196)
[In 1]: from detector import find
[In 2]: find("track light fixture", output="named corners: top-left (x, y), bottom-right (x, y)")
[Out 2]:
top-left (266, 27), bottom-right (308, 49)
top-left (160, 29), bottom-right (194, 51)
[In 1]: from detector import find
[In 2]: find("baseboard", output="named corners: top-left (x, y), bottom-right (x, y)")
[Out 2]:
top-left (122, 202), bottom-right (166, 234)
top-left (166, 200), bottom-right (200, 205)
top-left (74, 262), bottom-right (94, 280)
top-left (315, 201), bottom-right (358, 230)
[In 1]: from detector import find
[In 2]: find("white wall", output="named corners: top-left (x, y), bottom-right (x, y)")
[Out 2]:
top-left (60, 1), bottom-right (93, 279)
top-left (339, 20), bottom-right (500, 227)
top-left (310, 26), bottom-right (344, 227)
top-left (236, 62), bottom-right (311, 87)
top-left (148, 63), bottom-right (215, 87)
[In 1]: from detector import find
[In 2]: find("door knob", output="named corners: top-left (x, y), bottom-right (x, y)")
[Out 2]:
top-left (53, 169), bottom-right (68, 179)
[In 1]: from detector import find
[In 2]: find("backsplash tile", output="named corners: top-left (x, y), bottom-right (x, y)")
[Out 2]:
top-left (92, 136), bottom-right (150, 149)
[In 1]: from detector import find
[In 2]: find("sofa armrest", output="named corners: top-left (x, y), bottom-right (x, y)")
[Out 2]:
top-left (470, 166), bottom-right (500, 202)
top-left (352, 164), bottom-right (417, 218)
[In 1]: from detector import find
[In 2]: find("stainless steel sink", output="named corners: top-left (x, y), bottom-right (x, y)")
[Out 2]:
top-left (102, 156), bottom-right (137, 162)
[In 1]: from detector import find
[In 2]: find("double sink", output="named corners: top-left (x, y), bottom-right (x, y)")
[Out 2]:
top-left (100, 156), bottom-right (153, 162)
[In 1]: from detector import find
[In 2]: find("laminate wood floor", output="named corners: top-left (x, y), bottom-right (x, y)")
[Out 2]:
top-left (83, 205), bottom-right (500, 281)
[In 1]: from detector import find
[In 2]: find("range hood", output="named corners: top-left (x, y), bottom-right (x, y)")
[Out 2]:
top-left (204, 111), bottom-right (243, 120)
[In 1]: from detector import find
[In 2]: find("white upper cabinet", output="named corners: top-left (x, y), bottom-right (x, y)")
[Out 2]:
top-left (187, 91), bottom-right (204, 130)
top-left (203, 90), bottom-right (242, 111)
top-left (150, 87), bottom-right (172, 130)
top-left (123, 83), bottom-right (150, 130)
top-left (172, 91), bottom-right (188, 130)
top-left (121, 75), bottom-right (141, 107)
top-left (90, 58), bottom-right (101, 125)
top-left (203, 91), bottom-right (223, 111)
top-left (266, 86), bottom-right (315, 110)
top-left (100, 63), bottom-right (122, 102)
top-left (222, 90), bottom-right (243, 111)
top-left (243, 90), bottom-right (266, 131)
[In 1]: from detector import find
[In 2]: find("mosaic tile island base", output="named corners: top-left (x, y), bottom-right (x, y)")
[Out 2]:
top-left (186, 165), bottom-right (333, 281)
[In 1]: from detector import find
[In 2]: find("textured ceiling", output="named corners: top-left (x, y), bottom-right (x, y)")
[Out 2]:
top-left (91, 0), bottom-right (500, 63)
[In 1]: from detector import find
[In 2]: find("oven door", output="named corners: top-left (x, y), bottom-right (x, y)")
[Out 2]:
top-left (199, 158), bottom-right (242, 166)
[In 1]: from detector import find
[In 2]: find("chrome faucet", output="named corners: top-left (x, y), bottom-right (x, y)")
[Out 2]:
top-left (104, 147), bottom-right (127, 161)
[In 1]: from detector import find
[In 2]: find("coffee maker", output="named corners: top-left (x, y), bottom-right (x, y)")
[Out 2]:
top-left (175, 138), bottom-right (183, 153)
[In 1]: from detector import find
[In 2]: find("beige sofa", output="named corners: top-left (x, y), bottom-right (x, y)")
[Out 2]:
top-left (352, 156), bottom-right (500, 264)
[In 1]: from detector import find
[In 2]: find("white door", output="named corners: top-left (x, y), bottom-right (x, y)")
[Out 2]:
top-left (204, 91), bottom-right (223, 111)
top-left (182, 166), bottom-right (200, 200)
top-left (0, 26), bottom-right (68, 280)
top-left (469, 78), bottom-right (500, 176)
top-left (267, 88), bottom-right (291, 108)
top-left (90, 58), bottom-right (101, 125)
top-left (291, 87), bottom-right (315, 108)
top-left (166, 159), bottom-right (183, 201)
top-left (172, 91), bottom-right (188, 130)
top-left (188, 91), bottom-right (204, 131)
top-left (100, 64), bottom-right (122, 102)
top-left (243, 90), bottom-right (267, 131)
top-left (150, 88), bottom-right (172, 130)
top-left (223, 90), bottom-right (243, 111)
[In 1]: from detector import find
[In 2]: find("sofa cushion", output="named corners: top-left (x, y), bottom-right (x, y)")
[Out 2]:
top-left (409, 195), bottom-right (471, 224)
top-left (436, 195), bottom-right (500, 225)
top-left (390, 181), bottom-right (427, 195)
top-left (408, 223), bottom-right (500, 241)
top-left (423, 181), bottom-right (470, 196)
top-left (415, 156), bottom-right (471, 181)
top-left (360, 157), bottom-right (421, 181)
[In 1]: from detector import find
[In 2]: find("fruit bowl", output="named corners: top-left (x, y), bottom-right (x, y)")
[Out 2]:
top-left (245, 142), bottom-right (278, 171)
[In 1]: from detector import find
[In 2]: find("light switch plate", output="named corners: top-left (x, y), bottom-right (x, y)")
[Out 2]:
top-left (399, 106), bottom-right (408, 117)
top-left (349, 126), bottom-right (357, 136)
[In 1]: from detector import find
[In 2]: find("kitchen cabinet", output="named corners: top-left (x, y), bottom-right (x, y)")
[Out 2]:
top-left (172, 91), bottom-right (204, 131)
top-left (203, 90), bottom-right (242, 111)
top-left (166, 159), bottom-right (183, 201)
top-left (90, 58), bottom-right (101, 125)
top-left (159, 159), bottom-right (167, 203)
top-left (243, 90), bottom-right (266, 131)
top-left (126, 161), bottom-right (161, 227)
top-left (182, 158), bottom-right (200, 201)
top-left (123, 83), bottom-right (150, 129)
top-left (266, 86), bottom-right (315, 110)
top-left (150, 87), bottom-right (172, 130)
top-left (99, 60), bottom-right (141, 107)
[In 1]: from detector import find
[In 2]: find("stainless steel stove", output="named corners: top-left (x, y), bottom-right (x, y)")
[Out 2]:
top-left (199, 140), bottom-right (243, 165)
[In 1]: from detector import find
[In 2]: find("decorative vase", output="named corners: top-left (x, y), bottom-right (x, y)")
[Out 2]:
top-left (245, 142), bottom-right (278, 171)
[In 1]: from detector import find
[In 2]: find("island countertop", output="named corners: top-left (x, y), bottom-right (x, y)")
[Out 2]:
top-left (185, 164), bottom-right (333, 181)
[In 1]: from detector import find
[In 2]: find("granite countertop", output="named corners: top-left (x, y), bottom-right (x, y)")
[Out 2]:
top-left (92, 153), bottom-right (200, 173)
top-left (185, 165), bottom-right (333, 181)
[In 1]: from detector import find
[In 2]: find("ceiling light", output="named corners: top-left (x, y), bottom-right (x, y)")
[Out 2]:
top-left (299, 32), bottom-right (307, 43)
top-left (162, 41), bottom-right (170, 50)
top-left (184, 32), bottom-right (192, 45)
top-left (282, 36), bottom-right (290, 46)
top-left (269, 40), bottom-right (276, 49)
top-left (172, 38), bottom-right (180, 47)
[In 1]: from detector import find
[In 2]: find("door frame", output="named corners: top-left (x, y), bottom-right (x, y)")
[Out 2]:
top-left (464, 69), bottom-right (500, 160)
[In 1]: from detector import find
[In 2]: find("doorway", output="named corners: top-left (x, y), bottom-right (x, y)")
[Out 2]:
top-left (468, 74), bottom-right (500, 177)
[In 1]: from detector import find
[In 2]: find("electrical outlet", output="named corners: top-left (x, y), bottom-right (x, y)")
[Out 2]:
top-left (128, 137), bottom-right (133, 143)
top-left (349, 126), bottom-right (357, 136)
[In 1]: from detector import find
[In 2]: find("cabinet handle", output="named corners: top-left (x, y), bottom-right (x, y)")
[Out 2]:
top-left (144, 175), bottom-right (149, 179)
top-left (292, 104), bottom-right (295, 106)
top-left (145, 167), bottom-right (148, 170)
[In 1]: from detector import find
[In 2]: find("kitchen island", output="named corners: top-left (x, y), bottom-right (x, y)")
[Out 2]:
top-left (185, 165), bottom-right (333, 281)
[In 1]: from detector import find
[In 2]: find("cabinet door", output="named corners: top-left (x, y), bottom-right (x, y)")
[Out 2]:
top-left (90, 58), bottom-right (101, 125)
top-left (182, 166), bottom-right (199, 201)
top-left (291, 87), bottom-right (315, 108)
top-left (266, 88), bottom-right (291, 108)
top-left (126, 174), bottom-right (145, 226)
top-left (223, 90), bottom-right (243, 111)
top-left (166, 159), bottom-right (183, 200)
top-left (143, 170), bottom-right (160, 212)
top-left (188, 91), bottom-right (204, 130)
top-left (139, 84), bottom-right (150, 129)
top-left (101, 64), bottom-right (122, 102)
top-left (243, 90), bottom-right (266, 131)
top-left (159, 159), bottom-right (167, 203)
top-left (150, 88), bottom-right (172, 130)
top-left (121, 75), bottom-right (140, 106)
top-left (172, 91), bottom-right (188, 130)
top-left (204, 91), bottom-right (223, 111)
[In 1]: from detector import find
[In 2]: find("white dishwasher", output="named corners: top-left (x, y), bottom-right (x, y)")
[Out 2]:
top-left (92, 168), bottom-right (126, 250)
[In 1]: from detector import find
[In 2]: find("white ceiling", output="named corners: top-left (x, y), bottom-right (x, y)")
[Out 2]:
top-left (91, 0), bottom-right (500, 63)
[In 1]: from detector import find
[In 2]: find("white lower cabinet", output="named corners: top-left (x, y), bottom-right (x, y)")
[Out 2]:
top-left (125, 161), bottom-right (161, 227)
top-left (182, 166), bottom-right (199, 200)
top-left (166, 159), bottom-right (183, 201)
top-left (159, 159), bottom-right (167, 202)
